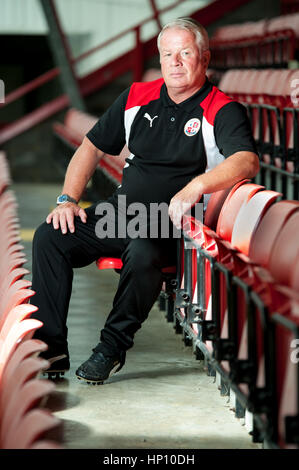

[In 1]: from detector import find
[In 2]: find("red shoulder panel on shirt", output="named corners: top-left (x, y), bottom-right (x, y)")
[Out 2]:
top-left (125, 78), bottom-right (164, 110)
top-left (201, 86), bottom-right (234, 126)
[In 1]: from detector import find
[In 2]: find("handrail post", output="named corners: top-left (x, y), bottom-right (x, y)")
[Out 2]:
top-left (133, 26), bottom-right (143, 83)
top-left (39, 0), bottom-right (86, 111)
top-left (149, 0), bottom-right (162, 30)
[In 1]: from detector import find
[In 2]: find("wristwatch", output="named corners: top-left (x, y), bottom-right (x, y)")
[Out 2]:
top-left (56, 194), bottom-right (77, 205)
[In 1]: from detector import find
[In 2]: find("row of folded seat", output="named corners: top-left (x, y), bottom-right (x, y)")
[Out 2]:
top-left (0, 151), bottom-right (62, 449)
top-left (210, 13), bottom-right (299, 68)
top-left (218, 68), bottom-right (299, 199)
top-left (169, 179), bottom-right (299, 448)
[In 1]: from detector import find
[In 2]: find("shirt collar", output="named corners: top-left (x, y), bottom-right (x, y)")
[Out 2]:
top-left (161, 78), bottom-right (212, 111)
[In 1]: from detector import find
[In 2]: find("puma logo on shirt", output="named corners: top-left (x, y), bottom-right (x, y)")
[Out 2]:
top-left (144, 113), bottom-right (158, 127)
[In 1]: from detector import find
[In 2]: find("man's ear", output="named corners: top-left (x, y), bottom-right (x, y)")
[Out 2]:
top-left (203, 50), bottom-right (211, 70)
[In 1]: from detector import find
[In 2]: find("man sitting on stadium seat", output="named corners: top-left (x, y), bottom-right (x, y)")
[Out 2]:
top-left (31, 18), bottom-right (259, 384)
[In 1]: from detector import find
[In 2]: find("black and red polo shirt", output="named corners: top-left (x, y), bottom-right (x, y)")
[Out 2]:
top-left (86, 77), bottom-right (257, 209)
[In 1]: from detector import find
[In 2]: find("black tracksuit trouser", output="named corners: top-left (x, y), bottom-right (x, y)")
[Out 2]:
top-left (30, 200), bottom-right (177, 358)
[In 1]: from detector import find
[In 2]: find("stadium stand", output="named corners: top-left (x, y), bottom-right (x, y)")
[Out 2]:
top-left (218, 68), bottom-right (299, 199)
top-left (2, 4), bottom-right (299, 449)
top-left (0, 151), bottom-right (62, 449)
top-left (4, 100), bottom-right (299, 449)
top-left (209, 12), bottom-right (299, 68)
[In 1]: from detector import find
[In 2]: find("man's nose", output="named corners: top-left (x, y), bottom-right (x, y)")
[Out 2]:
top-left (170, 52), bottom-right (182, 66)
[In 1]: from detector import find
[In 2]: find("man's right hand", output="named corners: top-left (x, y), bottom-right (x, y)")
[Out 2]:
top-left (46, 202), bottom-right (87, 234)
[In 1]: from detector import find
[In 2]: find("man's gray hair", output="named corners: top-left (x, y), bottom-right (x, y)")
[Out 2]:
top-left (157, 17), bottom-right (209, 54)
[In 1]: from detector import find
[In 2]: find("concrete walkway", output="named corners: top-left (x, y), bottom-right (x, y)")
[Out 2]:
top-left (13, 182), bottom-right (261, 450)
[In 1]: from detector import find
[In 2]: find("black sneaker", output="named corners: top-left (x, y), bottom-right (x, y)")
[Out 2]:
top-left (41, 354), bottom-right (70, 380)
top-left (76, 348), bottom-right (125, 385)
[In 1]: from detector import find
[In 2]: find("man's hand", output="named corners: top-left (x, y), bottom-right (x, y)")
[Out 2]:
top-left (46, 202), bottom-right (87, 234)
top-left (168, 181), bottom-right (202, 229)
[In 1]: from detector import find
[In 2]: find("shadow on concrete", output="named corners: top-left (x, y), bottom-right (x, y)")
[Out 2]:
top-left (44, 389), bottom-right (81, 412)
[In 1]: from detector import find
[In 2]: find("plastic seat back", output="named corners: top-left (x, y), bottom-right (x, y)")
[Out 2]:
top-left (268, 211), bottom-right (299, 287)
top-left (2, 408), bottom-right (60, 449)
top-left (216, 181), bottom-right (264, 242)
top-left (231, 190), bottom-right (281, 255)
top-left (0, 356), bottom-right (50, 415)
top-left (203, 186), bottom-right (233, 230)
top-left (1, 379), bottom-right (55, 444)
top-left (291, 255), bottom-right (299, 291)
top-left (65, 108), bottom-right (97, 142)
top-left (0, 338), bottom-right (48, 388)
top-left (249, 200), bottom-right (299, 266)
top-left (0, 319), bottom-right (43, 379)
top-left (218, 70), bottom-right (238, 94)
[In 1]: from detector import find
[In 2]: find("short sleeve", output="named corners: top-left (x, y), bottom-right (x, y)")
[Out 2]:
top-left (86, 87), bottom-right (130, 155)
top-left (214, 101), bottom-right (258, 158)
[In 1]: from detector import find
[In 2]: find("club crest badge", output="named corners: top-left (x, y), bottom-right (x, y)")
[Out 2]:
top-left (184, 118), bottom-right (201, 136)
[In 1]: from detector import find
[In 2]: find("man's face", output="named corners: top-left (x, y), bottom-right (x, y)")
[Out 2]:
top-left (159, 28), bottom-right (210, 96)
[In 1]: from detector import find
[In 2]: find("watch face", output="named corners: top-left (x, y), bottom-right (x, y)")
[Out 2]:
top-left (57, 195), bottom-right (68, 204)
top-left (57, 194), bottom-right (77, 204)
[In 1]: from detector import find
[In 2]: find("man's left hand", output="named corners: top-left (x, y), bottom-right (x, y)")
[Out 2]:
top-left (168, 181), bottom-right (202, 229)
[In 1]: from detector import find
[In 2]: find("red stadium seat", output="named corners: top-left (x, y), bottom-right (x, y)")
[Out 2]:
top-left (268, 210), bottom-right (299, 288)
top-left (0, 379), bottom-right (55, 445)
top-left (0, 304), bottom-right (38, 339)
top-left (249, 200), bottom-right (299, 267)
top-left (179, 181), bottom-right (261, 363)
top-left (1, 408), bottom-right (60, 449)
top-left (216, 182), bottom-right (264, 242)
top-left (267, 12), bottom-right (299, 38)
top-left (226, 202), bottom-right (299, 352)
top-left (0, 356), bottom-right (50, 416)
top-left (208, 190), bottom-right (279, 383)
top-left (1, 279), bottom-right (33, 310)
top-left (53, 108), bottom-right (97, 149)
top-left (291, 255), bottom-right (299, 291)
top-left (29, 439), bottom-right (63, 449)
top-left (231, 189), bottom-right (282, 256)
top-left (0, 338), bottom-right (48, 388)
top-left (96, 254), bottom-right (177, 330)
top-left (0, 267), bottom-right (30, 296)
top-left (203, 185), bottom-right (234, 231)
top-left (96, 257), bottom-right (176, 274)
top-left (0, 318), bottom-right (43, 379)
top-left (0, 288), bottom-right (35, 327)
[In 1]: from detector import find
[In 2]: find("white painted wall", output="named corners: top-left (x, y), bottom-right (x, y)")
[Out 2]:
top-left (0, 0), bottom-right (48, 34)
top-left (0, 0), bottom-right (211, 77)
